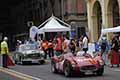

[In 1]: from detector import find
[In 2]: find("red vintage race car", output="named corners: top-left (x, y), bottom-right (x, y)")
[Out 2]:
top-left (51, 52), bottom-right (104, 77)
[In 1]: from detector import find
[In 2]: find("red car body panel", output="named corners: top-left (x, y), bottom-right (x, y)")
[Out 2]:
top-left (51, 52), bottom-right (104, 73)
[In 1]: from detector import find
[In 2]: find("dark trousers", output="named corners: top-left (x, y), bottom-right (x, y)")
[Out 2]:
top-left (44, 49), bottom-right (48, 59)
top-left (48, 48), bottom-right (54, 58)
top-left (2, 54), bottom-right (8, 68)
top-left (101, 49), bottom-right (106, 56)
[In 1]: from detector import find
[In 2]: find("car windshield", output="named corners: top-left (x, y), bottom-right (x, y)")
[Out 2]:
top-left (19, 44), bottom-right (37, 51)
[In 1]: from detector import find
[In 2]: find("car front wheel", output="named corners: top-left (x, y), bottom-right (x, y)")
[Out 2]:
top-left (64, 62), bottom-right (72, 77)
top-left (39, 60), bottom-right (45, 64)
top-left (96, 67), bottom-right (104, 76)
top-left (51, 61), bottom-right (57, 73)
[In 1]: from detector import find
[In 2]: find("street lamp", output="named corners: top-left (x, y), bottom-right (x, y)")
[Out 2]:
top-left (61, 0), bottom-right (64, 20)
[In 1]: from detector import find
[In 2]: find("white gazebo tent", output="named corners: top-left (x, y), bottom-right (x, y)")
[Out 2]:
top-left (38, 15), bottom-right (71, 32)
top-left (101, 26), bottom-right (120, 33)
top-left (99, 26), bottom-right (120, 41)
top-left (38, 15), bottom-right (71, 39)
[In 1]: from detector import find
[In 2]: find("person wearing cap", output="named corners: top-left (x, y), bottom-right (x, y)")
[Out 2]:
top-left (0, 37), bottom-right (9, 68)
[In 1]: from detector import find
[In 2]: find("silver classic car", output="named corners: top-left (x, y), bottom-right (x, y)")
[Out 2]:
top-left (13, 44), bottom-right (45, 65)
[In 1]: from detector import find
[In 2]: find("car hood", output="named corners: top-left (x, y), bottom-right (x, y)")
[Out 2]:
top-left (72, 57), bottom-right (98, 66)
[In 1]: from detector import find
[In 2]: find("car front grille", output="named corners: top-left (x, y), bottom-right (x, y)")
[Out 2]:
top-left (81, 65), bottom-right (96, 71)
top-left (24, 53), bottom-right (41, 59)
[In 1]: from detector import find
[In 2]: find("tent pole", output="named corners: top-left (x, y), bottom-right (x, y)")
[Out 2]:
top-left (43, 32), bottom-right (45, 40)
top-left (69, 25), bottom-right (71, 39)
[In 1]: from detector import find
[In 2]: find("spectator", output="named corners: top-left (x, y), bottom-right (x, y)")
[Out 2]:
top-left (16, 40), bottom-right (22, 51)
top-left (82, 34), bottom-right (89, 54)
top-left (99, 35), bottom-right (109, 64)
top-left (54, 36), bottom-right (63, 56)
top-left (110, 36), bottom-right (119, 67)
top-left (41, 39), bottom-right (48, 59)
top-left (69, 39), bottom-right (76, 55)
top-left (79, 36), bottom-right (83, 51)
top-left (1, 37), bottom-right (9, 68)
top-left (62, 36), bottom-right (70, 53)
top-left (48, 39), bottom-right (54, 58)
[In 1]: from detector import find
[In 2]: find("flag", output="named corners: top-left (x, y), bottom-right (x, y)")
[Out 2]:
top-left (29, 26), bottom-right (38, 41)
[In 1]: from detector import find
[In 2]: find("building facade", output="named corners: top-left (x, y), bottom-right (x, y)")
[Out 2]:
top-left (10, 0), bottom-right (87, 39)
top-left (1, 0), bottom-right (119, 50)
top-left (10, 0), bottom-right (120, 42)
top-left (62, 0), bottom-right (88, 38)
top-left (86, 0), bottom-right (120, 42)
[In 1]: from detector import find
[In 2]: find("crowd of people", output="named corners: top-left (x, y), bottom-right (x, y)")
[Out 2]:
top-left (99, 34), bottom-right (120, 68)
top-left (1, 33), bottom-right (120, 68)
top-left (38, 33), bottom-right (120, 68)
top-left (37, 34), bottom-right (89, 59)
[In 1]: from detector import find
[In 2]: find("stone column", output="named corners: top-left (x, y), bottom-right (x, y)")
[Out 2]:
top-left (102, 0), bottom-right (108, 28)
top-left (86, 1), bottom-right (95, 42)
top-left (102, 0), bottom-right (113, 41)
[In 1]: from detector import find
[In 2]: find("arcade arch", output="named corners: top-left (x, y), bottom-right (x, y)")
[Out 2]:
top-left (92, 1), bottom-right (102, 41)
top-left (86, 0), bottom-right (120, 42)
top-left (107, 0), bottom-right (120, 28)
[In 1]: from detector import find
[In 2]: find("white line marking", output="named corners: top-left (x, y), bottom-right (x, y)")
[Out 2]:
top-left (0, 67), bottom-right (43, 80)
top-left (113, 69), bottom-right (120, 72)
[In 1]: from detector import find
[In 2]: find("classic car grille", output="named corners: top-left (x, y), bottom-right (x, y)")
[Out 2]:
top-left (81, 65), bottom-right (96, 70)
top-left (24, 53), bottom-right (41, 59)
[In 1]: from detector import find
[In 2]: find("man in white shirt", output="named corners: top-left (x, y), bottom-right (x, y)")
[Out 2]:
top-left (82, 35), bottom-right (88, 54)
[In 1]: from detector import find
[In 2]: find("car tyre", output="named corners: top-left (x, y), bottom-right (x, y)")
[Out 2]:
top-left (64, 62), bottom-right (72, 77)
top-left (14, 60), bottom-right (18, 64)
top-left (21, 61), bottom-right (24, 65)
top-left (51, 61), bottom-right (57, 73)
top-left (96, 67), bottom-right (104, 76)
top-left (39, 60), bottom-right (45, 65)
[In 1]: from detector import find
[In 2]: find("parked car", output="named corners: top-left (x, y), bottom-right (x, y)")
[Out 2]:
top-left (13, 43), bottom-right (45, 65)
top-left (51, 52), bottom-right (104, 77)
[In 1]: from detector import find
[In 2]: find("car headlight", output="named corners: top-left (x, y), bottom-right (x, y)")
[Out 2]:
top-left (71, 61), bottom-right (76, 65)
top-left (71, 61), bottom-right (77, 67)
top-left (23, 54), bottom-right (28, 58)
top-left (99, 60), bottom-right (104, 65)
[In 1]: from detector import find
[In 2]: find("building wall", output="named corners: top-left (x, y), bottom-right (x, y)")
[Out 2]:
top-left (87, 0), bottom-right (120, 42)
top-left (63, 0), bottom-right (88, 38)
top-left (9, 0), bottom-right (120, 41)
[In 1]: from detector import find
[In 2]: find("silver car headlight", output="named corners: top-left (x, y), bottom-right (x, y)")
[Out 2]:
top-left (23, 54), bottom-right (26, 56)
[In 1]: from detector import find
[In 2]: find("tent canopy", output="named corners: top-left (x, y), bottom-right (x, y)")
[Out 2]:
top-left (38, 15), bottom-right (71, 33)
top-left (98, 26), bottom-right (120, 41)
top-left (102, 26), bottom-right (120, 33)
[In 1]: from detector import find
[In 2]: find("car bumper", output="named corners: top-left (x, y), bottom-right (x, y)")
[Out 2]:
top-left (22, 59), bottom-right (44, 64)
top-left (71, 65), bottom-right (103, 73)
